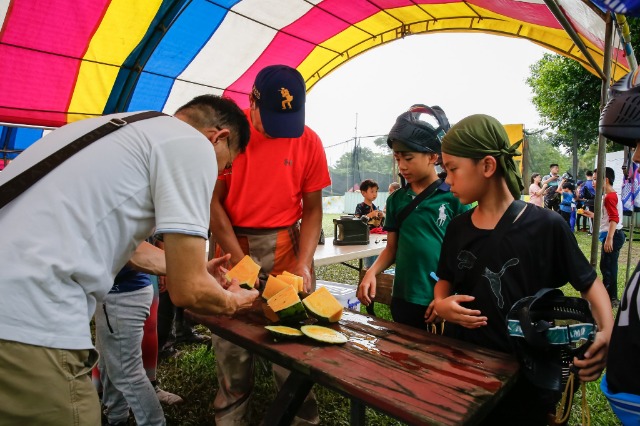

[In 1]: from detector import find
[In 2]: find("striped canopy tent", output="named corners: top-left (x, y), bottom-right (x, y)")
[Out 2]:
top-left (0, 0), bottom-right (631, 159)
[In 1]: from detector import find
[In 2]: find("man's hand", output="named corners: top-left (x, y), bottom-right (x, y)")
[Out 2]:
top-left (604, 237), bottom-right (614, 253)
top-left (206, 253), bottom-right (232, 286)
top-left (434, 295), bottom-right (487, 329)
top-left (357, 273), bottom-right (377, 306)
top-left (226, 282), bottom-right (259, 311)
top-left (291, 262), bottom-right (312, 293)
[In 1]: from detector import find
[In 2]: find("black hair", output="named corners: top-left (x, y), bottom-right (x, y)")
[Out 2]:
top-left (562, 182), bottom-right (575, 191)
top-left (594, 167), bottom-right (616, 184)
top-left (550, 163), bottom-right (559, 168)
top-left (175, 95), bottom-right (250, 153)
top-left (360, 179), bottom-right (379, 191)
top-left (586, 170), bottom-right (593, 177)
top-left (531, 172), bottom-right (540, 184)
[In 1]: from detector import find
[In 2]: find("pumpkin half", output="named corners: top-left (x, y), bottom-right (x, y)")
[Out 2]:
top-left (302, 286), bottom-right (343, 323)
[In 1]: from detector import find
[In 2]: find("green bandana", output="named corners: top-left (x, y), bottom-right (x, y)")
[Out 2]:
top-left (442, 114), bottom-right (524, 200)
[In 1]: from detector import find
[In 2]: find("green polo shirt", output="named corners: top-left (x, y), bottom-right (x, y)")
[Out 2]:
top-left (384, 183), bottom-right (469, 306)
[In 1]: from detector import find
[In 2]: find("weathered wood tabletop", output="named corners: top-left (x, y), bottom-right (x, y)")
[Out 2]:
top-left (188, 302), bottom-right (519, 426)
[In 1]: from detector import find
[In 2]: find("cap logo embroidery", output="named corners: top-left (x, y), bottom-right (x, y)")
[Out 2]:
top-left (280, 88), bottom-right (293, 110)
top-left (252, 86), bottom-right (261, 100)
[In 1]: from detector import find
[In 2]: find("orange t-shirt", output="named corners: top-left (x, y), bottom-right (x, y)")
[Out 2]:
top-left (221, 110), bottom-right (331, 228)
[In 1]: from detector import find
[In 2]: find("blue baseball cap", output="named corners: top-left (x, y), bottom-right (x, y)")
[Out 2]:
top-left (251, 65), bottom-right (306, 138)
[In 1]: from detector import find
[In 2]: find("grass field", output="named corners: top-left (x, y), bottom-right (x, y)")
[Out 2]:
top-left (155, 213), bottom-right (637, 425)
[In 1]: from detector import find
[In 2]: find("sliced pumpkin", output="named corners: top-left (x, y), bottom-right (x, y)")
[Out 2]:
top-left (262, 275), bottom-right (292, 300)
top-left (225, 255), bottom-right (260, 289)
top-left (277, 272), bottom-right (303, 292)
top-left (302, 286), bottom-right (343, 323)
top-left (300, 325), bottom-right (348, 344)
top-left (264, 325), bottom-right (304, 340)
top-left (267, 285), bottom-right (308, 324)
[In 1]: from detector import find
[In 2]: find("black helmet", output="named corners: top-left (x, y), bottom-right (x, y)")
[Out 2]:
top-left (599, 69), bottom-right (640, 147)
top-left (387, 104), bottom-right (450, 153)
top-left (507, 288), bottom-right (595, 392)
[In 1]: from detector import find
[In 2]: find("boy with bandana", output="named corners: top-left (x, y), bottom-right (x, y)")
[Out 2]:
top-left (433, 114), bottom-right (613, 425)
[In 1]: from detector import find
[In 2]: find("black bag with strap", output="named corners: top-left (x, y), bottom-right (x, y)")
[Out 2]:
top-left (0, 111), bottom-right (166, 210)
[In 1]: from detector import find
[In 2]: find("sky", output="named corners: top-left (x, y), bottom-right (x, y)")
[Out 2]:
top-left (305, 33), bottom-right (550, 166)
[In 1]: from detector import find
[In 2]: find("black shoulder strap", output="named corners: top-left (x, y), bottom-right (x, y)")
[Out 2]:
top-left (466, 200), bottom-right (528, 303)
top-left (0, 111), bottom-right (167, 210)
top-left (395, 178), bottom-right (442, 230)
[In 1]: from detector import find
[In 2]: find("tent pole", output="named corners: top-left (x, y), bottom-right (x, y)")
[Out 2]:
top-left (591, 15), bottom-right (614, 267)
top-left (543, 0), bottom-right (606, 81)
top-left (615, 14), bottom-right (638, 283)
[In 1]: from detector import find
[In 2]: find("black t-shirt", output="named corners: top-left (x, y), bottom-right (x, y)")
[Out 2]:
top-left (607, 261), bottom-right (640, 395)
top-left (437, 204), bottom-right (596, 353)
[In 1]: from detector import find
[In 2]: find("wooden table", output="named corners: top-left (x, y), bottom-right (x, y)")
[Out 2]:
top-left (188, 303), bottom-right (519, 426)
top-left (314, 237), bottom-right (386, 270)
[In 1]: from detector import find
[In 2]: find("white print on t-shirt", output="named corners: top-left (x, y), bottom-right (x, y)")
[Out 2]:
top-left (482, 258), bottom-right (519, 309)
top-left (619, 270), bottom-right (640, 327)
top-left (457, 250), bottom-right (477, 270)
top-left (437, 204), bottom-right (448, 227)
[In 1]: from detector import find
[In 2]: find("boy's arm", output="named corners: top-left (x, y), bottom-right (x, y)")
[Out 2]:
top-left (573, 278), bottom-right (613, 382)
top-left (433, 280), bottom-right (487, 328)
top-left (357, 232), bottom-right (398, 306)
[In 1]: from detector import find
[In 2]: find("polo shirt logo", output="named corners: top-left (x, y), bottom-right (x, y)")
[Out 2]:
top-left (284, 159), bottom-right (293, 166)
top-left (280, 88), bottom-right (293, 110)
top-left (437, 203), bottom-right (449, 226)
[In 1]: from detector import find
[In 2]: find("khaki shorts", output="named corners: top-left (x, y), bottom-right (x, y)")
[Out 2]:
top-left (0, 339), bottom-right (100, 425)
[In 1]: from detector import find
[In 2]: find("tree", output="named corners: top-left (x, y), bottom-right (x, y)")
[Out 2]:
top-left (326, 144), bottom-right (395, 195)
top-left (526, 53), bottom-right (601, 152)
top-left (526, 17), bottom-right (640, 153)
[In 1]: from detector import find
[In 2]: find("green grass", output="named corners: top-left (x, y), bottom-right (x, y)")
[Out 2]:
top-left (155, 216), bottom-right (634, 425)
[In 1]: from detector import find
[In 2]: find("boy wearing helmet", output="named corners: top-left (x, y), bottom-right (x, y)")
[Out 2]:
top-left (599, 69), bottom-right (640, 425)
top-left (433, 114), bottom-right (613, 425)
top-left (357, 105), bottom-right (469, 329)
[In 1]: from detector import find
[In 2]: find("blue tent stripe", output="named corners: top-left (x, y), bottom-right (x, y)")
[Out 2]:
top-left (0, 127), bottom-right (43, 160)
top-left (128, 0), bottom-right (236, 111)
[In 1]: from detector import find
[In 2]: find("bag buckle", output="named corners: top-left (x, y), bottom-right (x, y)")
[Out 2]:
top-left (109, 118), bottom-right (128, 127)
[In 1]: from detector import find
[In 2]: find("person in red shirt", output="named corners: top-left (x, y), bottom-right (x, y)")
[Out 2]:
top-left (582, 166), bottom-right (626, 307)
top-left (209, 65), bottom-right (330, 425)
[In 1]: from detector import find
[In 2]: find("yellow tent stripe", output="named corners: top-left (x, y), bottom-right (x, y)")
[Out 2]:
top-left (67, 0), bottom-right (163, 123)
top-left (300, 4), bottom-right (629, 92)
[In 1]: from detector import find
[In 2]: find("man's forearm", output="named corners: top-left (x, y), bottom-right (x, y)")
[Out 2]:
top-left (298, 205), bottom-right (322, 268)
top-left (127, 241), bottom-right (166, 275)
top-left (210, 180), bottom-right (244, 264)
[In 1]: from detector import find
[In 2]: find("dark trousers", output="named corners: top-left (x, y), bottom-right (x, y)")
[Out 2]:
top-left (600, 229), bottom-right (626, 301)
top-left (390, 297), bottom-right (428, 330)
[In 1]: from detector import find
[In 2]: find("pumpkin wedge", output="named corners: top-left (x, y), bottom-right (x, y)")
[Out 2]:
top-left (267, 285), bottom-right (308, 324)
top-left (225, 255), bottom-right (260, 289)
top-left (302, 286), bottom-right (343, 323)
top-left (262, 275), bottom-right (292, 300)
top-left (277, 272), bottom-right (303, 292)
top-left (301, 325), bottom-right (348, 344)
top-left (264, 325), bottom-right (303, 340)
